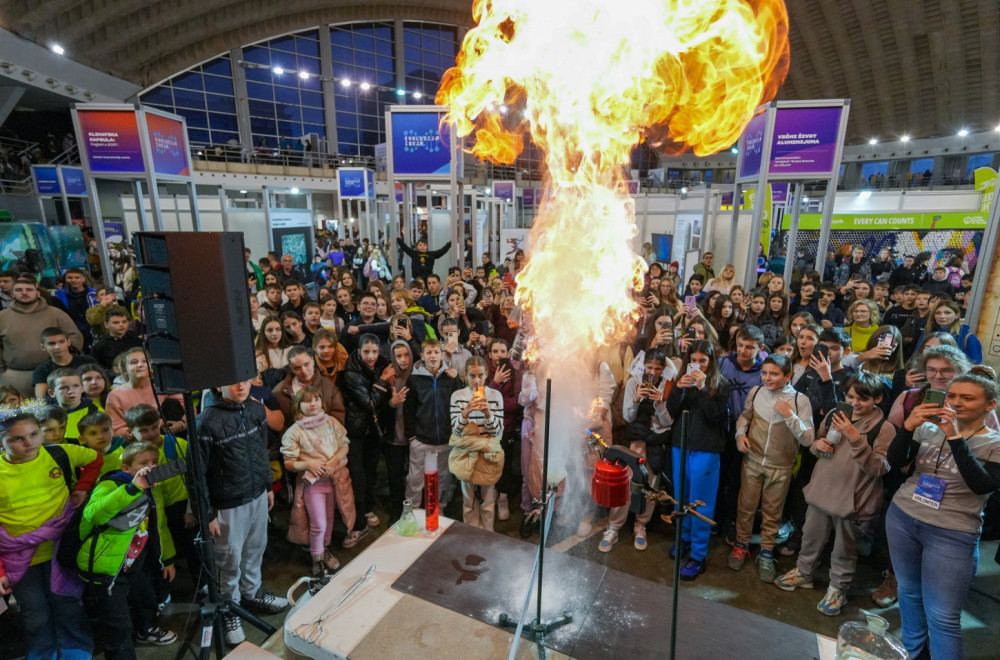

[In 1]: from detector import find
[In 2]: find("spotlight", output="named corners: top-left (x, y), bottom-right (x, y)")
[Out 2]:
top-left (360, 82), bottom-right (371, 91)
top-left (290, 187), bottom-right (300, 194)
top-left (413, 91), bottom-right (423, 99)
top-left (995, 123), bottom-right (1000, 133)
top-left (957, 128), bottom-right (969, 137)
top-left (298, 71), bottom-right (310, 79)
top-left (900, 135), bottom-right (910, 143)
top-left (680, 187), bottom-right (688, 194)
top-left (802, 196), bottom-right (810, 202)
top-left (730, 147), bottom-right (738, 154)
top-left (239, 189), bottom-right (247, 194)
top-left (396, 89), bottom-right (406, 96)
top-left (341, 79), bottom-right (351, 88)
top-left (51, 44), bottom-right (65, 55)
top-left (858, 190), bottom-right (872, 200)
top-left (868, 138), bottom-right (878, 146)
top-left (272, 66), bottom-right (284, 75)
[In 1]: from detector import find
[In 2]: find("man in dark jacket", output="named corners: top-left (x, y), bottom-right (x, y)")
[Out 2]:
top-left (887, 255), bottom-right (922, 289)
top-left (54, 268), bottom-right (99, 349)
top-left (404, 340), bottom-right (461, 510)
top-left (194, 380), bottom-right (288, 646)
top-left (340, 335), bottom-right (396, 542)
top-left (397, 237), bottom-right (452, 281)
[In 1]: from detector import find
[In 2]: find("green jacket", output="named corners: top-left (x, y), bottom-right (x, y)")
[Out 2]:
top-left (76, 472), bottom-right (175, 582)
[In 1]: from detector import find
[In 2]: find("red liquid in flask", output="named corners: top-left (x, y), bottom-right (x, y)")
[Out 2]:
top-left (424, 451), bottom-right (439, 533)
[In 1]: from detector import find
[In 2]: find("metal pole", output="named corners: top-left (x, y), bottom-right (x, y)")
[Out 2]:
top-left (701, 186), bottom-right (712, 253)
top-left (783, 182), bottom-right (803, 284)
top-left (537, 378), bottom-right (552, 623)
top-left (814, 101), bottom-right (851, 276)
top-left (670, 410), bottom-right (690, 660)
top-left (727, 183), bottom-right (741, 265)
top-left (742, 105), bottom-right (777, 289)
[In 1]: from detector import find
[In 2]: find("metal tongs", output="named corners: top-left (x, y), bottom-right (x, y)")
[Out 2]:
top-left (294, 564), bottom-right (376, 644)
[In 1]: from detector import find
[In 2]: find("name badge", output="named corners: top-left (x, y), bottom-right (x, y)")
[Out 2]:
top-left (913, 473), bottom-right (947, 510)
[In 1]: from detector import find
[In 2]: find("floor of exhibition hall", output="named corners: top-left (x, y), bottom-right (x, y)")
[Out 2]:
top-left (5, 483), bottom-right (994, 659)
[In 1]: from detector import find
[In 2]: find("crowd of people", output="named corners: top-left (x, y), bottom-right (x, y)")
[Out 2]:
top-left (0, 236), bottom-right (997, 660)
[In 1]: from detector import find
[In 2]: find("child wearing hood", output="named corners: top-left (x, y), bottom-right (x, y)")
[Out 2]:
top-left (386, 339), bottom-right (414, 523)
top-left (730, 354), bottom-right (814, 582)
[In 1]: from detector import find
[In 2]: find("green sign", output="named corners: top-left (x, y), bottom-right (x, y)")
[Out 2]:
top-left (782, 212), bottom-right (987, 231)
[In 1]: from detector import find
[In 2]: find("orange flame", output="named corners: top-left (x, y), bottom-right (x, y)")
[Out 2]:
top-left (437, 0), bottom-right (788, 484)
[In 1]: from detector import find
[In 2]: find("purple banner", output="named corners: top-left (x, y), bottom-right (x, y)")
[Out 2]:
top-left (770, 182), bottom-right (788, 204)
top-left (77, 109), bottom-right (145, 175)
top-left (738, 111), bottom-right (767, 179)
top-left (522, 188), bottom-right (535, 207)
top-left (145, 112), bottom-right (191, 177)
top-left (493, 181), bottom-right (514, 202)
top-left (769, 107), bottom-right (843, 176)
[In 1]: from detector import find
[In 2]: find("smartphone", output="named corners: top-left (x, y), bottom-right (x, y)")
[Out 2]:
top-left (686, 326), bottom-right (697, 340)
top-left (498, 357), bottom-right (511, 371)
top-left (445, 331), bottom-right (458, 345)
top-left (395, 317), bottom-right (408, 329)
top-left (474, 386), bottom-right (485, 400)
top-left (877, 332), bottom-right (896, 349)
top-left (925, 389), bottom-right (946, 422)
top-left (684, 295), bottom-right (697, 315)
top-left (642, 372), bottom-right (653, 384)
top-left (835, 402), bottom-right (854, 420)
top-left (479, 321), bottom-right (492, 336)
top-left (814, 343), bottom-right (830, 360)
top-left (146, 460), bottom-right (186, 486)
top-left (503, 273), bottom-right (514, 290)
top-left (686, 363), bottom-right (701, 375)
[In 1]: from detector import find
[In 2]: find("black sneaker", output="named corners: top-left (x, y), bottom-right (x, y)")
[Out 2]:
top-left (519, 514), bottom-right (536, 539)
top-left (242, 590), bottom-right (289, 615)
top-left (136, 626), bottom-right (178, 646)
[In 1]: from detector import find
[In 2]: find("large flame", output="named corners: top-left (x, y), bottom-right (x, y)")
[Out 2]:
top-left (438, 0), bottom-right (788, 485)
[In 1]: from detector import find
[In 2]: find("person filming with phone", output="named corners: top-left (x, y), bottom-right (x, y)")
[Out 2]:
top-left (885, 366), bottom-right (1000, 659)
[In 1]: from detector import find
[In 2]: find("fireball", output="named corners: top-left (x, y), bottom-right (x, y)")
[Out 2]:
top-left (438, 0), bottom-right (789, 485)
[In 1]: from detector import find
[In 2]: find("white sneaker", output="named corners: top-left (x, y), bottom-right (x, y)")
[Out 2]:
top-left (222, 613), bottom-right (245, 647)
top-left (497, 494), bottom-right (510, 521)
top-left (598, 527), bottom-right (619, 553)
top-left (365, 512), bottom-right (380, 527)
top-left (342, 527), bottom-right (370, 549)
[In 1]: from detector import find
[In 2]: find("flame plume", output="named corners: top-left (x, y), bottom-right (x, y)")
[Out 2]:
top-left (438, 0), bottom-right (788, 485)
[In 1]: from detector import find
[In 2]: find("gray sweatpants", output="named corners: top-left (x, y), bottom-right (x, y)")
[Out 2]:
top-left (796, 504), bottom-right (870, 592)
top-left (213, 492), bottom-right (268, 603)
top-left (405, 440), bottom-right (454, 510)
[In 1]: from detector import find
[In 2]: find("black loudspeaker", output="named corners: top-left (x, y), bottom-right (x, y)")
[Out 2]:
top-left (133, 232), bottom-right (257, 393)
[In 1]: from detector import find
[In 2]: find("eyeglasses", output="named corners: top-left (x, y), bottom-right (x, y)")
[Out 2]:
top-left (925, 368), bottom-right (957, 377)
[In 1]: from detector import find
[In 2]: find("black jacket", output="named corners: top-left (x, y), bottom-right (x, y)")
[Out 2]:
top-left (404, 363), bottom-right (462, 445)
top-left (194, 398), bottom-right (271, 515)
top-left (90, 332), bottom-right (144, 369)
top-left (794, 366), bottom-right (856, 424)
top-left (339, 350), bottom-right (393, 439)
top-left (397, 239), bottom-right (451, 281)
top-left (665, 381), bottom-right (731, 454)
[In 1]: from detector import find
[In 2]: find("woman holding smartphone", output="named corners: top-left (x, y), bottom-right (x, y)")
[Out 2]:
top-left (887, 367), bottom-right (1000, 659)
top-left (666, 340), bottom-right (730, 580)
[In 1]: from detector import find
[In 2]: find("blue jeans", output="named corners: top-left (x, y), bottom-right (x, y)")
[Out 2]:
top-left (672, 448), bottom-right (720, 561)
top-left (886, 503), bottom-right (979, 660)
top-left (10, 561), bottom-right (93, 660)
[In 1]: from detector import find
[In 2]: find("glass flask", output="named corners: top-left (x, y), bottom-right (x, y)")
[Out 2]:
top-left (397, 499), bottom-right (419, 537)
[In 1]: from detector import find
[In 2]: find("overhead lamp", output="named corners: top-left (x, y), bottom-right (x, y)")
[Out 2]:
top-left (802, 196), bottom-right (810, 202)
top-left (868, 138), bottom-right (878, 145)
top-left (995, 123), bottom-right (1000, 133)
top-left (858, 190), bottom-right (872, 200)
top-left (957, 128), bottom-right (969, 137)
top-left (298, 70), bottom-right (310, 79)
top-left (413, 91), bottom-right (423, 99)
top-left (340, 78), bottom-right (351, 88)
top-left (272, 66), bottom-right (284, 75)
top-left (680, 187), bottom-right (688, 194)
top-left (239, 189), bottom-right (247, 194)
top-left (360, 82), bottom-right (371, 91)
top-left (900, 134), bottom-right (910, 143)
top-left (730, 147), bottom-right (738, 154)
top-left (290, 187), bottom-right (300, 194)
top-left (51, 44), bottom-right (65, 55)
top-left (396, 89), bottom-right (406, 96)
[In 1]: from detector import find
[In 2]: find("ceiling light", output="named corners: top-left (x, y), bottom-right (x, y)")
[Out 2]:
top-left (396, 89), bottom-right (406, 96)
top-left (803, 196), bottom-right (810, 202)
top-left (858, 190), bottom-right (872, 200)
top-left (290, 187), bottom-right (300, 194)
top-left (413, 91), bottom-right (423, 99)
top-left (995, 123), bottom-right (1000, 133)
top-left (957, 128), bottom-right (969, 137)
top-left (360, 82), bottom-right (371, 91)
top-left (51, 44), bottom-right (64, 55)
top-left (868, 138), bottom-right (878, 146)
top-left (298, 70), bottom-right (310, 79)
top-left (341, 78), bottom-right (351, 87)
top-left (680, 187), bottom-right (688, 194)
top-left (730, 147), bottom-right (738, 154)
top-left (239, 190), bottom-right (247, 194)
top-left (900, 135), bottom-right (911, 143)
top-left (499, 104), bottom-right (508, 115)
top-left (272, 66), bottom-right (284, 75)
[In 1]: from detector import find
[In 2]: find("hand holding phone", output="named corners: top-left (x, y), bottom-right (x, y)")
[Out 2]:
top-left (924, 389), bottom-right (946, 423)
top-left (684, 296), bottom-right (697, 316)
top-left (146, 460), bottom-right (187, 487)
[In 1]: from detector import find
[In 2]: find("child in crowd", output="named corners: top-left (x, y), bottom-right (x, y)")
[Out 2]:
top-left (89, 306), bottom-right (144, 370)
top-left (320, 298), bottom-right (344, 332)
top-left (281, 386), bottom-right (354, 577)
top-left (0, 403), bottom-right (102, 660)
top-left (79, 441), bottom-right (178, 654)
top-left (666, 341), bottom-right (731, 580)
top-left (486, 338), bottom-right (524, 523)
top-left (106, 348), bottom-right (186, 439)
top-left (0, 385), bottom-right (23, 406)
top-left (449, 357), bottom-right (504, 530)
top-left (79, 363), bottom-right (112, 409)
top-left (774, 373), bottom-right (895, 616)
top-left (404, 340), bottom-right (462, 510)
top-left (78, 411), bottom-right (127, 475)
top-left (730, 354), bottom-right (814, 581)
top-left (48, 367), bottom-right (101, 441)
top-left (601, 349), bottom-right (676, 553)
top-left (254, 317), bottom-right (294, 372)
top-left (32, 327), bottom-right (97, 400)
top-left (39, 405), bottom-right (69, 444)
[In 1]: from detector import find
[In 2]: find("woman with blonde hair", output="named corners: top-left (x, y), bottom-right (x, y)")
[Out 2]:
top-left (845, 299), bottom-right (881, 354)
top-left (706, 264), bottom-right (737, 296)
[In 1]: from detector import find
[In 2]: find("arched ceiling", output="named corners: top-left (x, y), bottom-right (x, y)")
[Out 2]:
top-left (1, 0), bottom-right (997, 145)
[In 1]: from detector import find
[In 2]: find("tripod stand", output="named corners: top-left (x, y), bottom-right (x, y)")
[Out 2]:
top-left (172, 391), bottom-right (276, 660)
top-left (499, 379), bottom-right (572, 660)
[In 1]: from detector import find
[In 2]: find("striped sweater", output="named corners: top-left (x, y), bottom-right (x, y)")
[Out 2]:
top-left (450, 385), bottom-right (504, 438)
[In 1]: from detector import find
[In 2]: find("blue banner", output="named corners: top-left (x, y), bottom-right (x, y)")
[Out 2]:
top-left (338, 169), bottom-right (367, 198)
top-left (390, 111), bottom-right (451, 176)
top-left (60, 167), bottom-right (88, 196)
top-left (366, 169), bottom-right (376, 198)
top-left (32, 166), bottom-right (61, 195)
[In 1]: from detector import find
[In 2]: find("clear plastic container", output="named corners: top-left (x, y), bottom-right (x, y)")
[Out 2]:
top-left (396, 499), bottom-right (419, 537)
top-left (836, 613), bottom-right (907, 660)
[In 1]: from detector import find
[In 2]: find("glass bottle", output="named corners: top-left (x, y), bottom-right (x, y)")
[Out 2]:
top-left (836, 613), bottom-right (907, 660)
top-left (424, 451), bottom-right (440, 534)
top-left (397, 499), bottom-right (419, 537)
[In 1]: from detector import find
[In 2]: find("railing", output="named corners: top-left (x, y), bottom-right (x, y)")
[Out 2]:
top-left (190, 143), bottom-right (373, 170)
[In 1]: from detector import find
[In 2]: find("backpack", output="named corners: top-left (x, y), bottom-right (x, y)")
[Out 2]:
top-left (947, 267), bottom-right (962, 290)
top-left (46, 445), bottom-right (104, 578)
